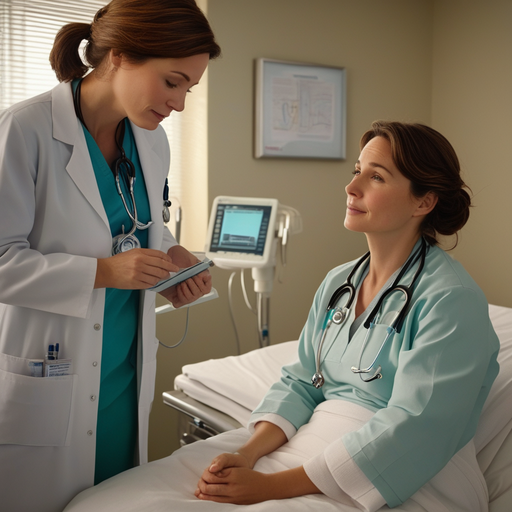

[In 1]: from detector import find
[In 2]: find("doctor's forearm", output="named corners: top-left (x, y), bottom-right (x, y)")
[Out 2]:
top-left (94, 258), bottom-right (109, 289)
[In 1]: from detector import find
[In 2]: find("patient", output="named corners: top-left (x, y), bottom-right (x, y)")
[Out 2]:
top-left (194, 121), bottom-right (500, 510)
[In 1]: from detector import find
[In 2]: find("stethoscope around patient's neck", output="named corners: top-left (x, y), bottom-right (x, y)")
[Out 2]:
top-left (73, 79), bottom-right (172, 255)
top-left (311, 238), bottom-right (427, 389)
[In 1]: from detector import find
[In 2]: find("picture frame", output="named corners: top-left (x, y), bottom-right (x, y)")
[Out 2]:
top-left (255, 58), bottom-right (346, 160)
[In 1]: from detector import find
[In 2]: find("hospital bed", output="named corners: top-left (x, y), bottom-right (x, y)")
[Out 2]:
top-left (65, 304), bottom-right (512, 511)
top-left (165, 304), bottom-right (512, 510)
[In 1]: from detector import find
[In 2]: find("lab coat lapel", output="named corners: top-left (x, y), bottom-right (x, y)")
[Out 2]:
top-left (51, 82), bottom-right (110, 230)
top-left (131, 124), bottom-right (165, 251)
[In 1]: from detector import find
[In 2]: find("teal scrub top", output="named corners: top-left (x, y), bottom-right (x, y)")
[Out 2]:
top-left (78, 100), bottom-right (151, 484)
top-left (251, 240), bottom-right (500, 507)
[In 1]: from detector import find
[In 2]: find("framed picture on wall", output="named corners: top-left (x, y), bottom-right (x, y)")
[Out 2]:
top-left (255, 58), bottom-right (346, 160)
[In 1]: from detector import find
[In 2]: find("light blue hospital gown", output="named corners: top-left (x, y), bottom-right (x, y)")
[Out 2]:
top-left (251, 240), bottom-right (500, 507)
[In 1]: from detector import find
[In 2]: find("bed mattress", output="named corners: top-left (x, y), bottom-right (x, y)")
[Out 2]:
top-left (173, 339), bottom-right (298, 426)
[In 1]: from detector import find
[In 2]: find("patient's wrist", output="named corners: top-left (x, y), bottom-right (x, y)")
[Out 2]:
top-left (234, 449), bottom-right (255, 468)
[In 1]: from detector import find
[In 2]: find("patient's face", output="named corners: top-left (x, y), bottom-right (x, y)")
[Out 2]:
top-left (344, 136), bottom-right (422, 237)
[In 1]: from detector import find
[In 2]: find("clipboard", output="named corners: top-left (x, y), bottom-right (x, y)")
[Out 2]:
top-left (150, 258), bottom-right (214, 293)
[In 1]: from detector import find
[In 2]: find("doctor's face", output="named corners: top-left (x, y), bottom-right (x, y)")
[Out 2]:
top-left (111, 53), bottom-right (209, 130)
top-left (344, 136), bottom-right (424, 238)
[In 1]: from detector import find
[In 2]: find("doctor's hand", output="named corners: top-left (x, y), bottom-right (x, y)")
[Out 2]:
top-left (158, 245), bottom-right (212, 308)
top-left (94, 249), bottom-right (179, 290)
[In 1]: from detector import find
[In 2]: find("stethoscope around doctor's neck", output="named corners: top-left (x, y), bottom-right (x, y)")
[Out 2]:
top-left (311, 238), bottom-right (428, 388)
top-left (73, 79), bottom-right (172, 255)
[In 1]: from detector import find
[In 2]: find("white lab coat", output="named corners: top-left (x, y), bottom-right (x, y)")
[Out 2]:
top-left (0, 82), bottom-right (177, 512)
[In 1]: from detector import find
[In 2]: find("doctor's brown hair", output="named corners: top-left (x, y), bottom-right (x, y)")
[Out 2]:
top-left (50, 0), bottom-right (221, 82)
top-left (360, 121), bottom-right (471, 248)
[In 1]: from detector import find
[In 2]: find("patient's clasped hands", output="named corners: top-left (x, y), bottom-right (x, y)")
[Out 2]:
top-left (194, 421), bottom-right (321, 504)
top-left (195, 451), bottom-right (270, 504)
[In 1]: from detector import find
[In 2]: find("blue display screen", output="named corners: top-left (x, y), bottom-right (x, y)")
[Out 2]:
top-left (209, 204), bottom-right (272, 255)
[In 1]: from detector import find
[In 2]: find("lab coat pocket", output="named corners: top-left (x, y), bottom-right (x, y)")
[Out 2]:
top-left (0, 367), bottom-right (76, 447)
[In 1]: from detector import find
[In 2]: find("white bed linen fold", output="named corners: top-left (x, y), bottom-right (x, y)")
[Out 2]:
top-left (179, 340), bottom-right (298, 408)
top-left (173, 374), bottom-right (252, 426)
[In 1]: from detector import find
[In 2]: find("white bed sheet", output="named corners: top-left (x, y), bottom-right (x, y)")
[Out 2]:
top-left (65, 400), bottom-right (489, 512)
top-left (175, 340), bottom-right (298, 426)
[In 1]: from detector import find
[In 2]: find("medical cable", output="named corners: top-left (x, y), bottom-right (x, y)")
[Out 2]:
top-left (241, 269), bottom-right (257, 314)
top-left (257, 293), bottom-right (270, 348)
top-left (225, 231), bottom-right (293, 353)
top-left (228, 271), bottom-right (242, 355)
top-left (158, 307), bottom-right (191, 349)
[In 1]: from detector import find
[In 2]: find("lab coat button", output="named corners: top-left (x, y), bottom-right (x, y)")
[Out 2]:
top-left (87, 430), bottom-right (93, 436)
top-left (92, 361), bottom-right (98, 367)
top-left (94, 323), bottom-right (101, 331)
top-left (90, 395), bottom-right (96, 401)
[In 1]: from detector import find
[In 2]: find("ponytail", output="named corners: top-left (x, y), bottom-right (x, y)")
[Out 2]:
top-left (49, 23), bottom-right (92, 82)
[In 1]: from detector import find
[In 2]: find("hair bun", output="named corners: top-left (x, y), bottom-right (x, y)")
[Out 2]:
top-left (430, 187), bottom-right (471, 239)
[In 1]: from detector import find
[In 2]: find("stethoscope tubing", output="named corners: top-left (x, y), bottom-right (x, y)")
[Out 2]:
top-left (312, 239), bottom-right (427, 388)
top-left (73, 80), bottom-right (155, 255)
top-left (110, 123), bottom-right (154, 254)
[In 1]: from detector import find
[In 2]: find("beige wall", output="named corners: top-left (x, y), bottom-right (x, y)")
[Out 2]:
top-left (431, 0), bottom-right (512, 307)
top-left (148, 0), bottom-right (511, 461)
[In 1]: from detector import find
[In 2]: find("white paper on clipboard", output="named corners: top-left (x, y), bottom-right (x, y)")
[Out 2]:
top-left (150, 258), bottom-right (214, 293)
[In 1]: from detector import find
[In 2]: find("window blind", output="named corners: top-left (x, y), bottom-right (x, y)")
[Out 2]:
top-left (0, 0), bottom-right (106, 108)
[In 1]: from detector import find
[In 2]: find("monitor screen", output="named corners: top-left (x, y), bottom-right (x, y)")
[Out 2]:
top-left (205, 197), bottom-right (279, 268)
top-left (209, 204), bottom-right (271, 256)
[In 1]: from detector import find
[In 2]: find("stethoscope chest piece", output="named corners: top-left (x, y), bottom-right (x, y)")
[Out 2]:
top-left (332, 307), bottom-right (348, 324)
top-left (162, 202), bottom-right (171, 223)
top-left (311, 372), bottom-right (325, 389)
top-left (112, 229), bottom-right (141, 255)
top-left (162, 179), bottom-right (172, 223)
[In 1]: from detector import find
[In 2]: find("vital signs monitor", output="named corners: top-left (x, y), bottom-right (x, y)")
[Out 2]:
top-left (205, 196), bottom-right (279, 269)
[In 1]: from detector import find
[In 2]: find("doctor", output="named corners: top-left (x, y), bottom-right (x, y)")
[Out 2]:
top-left (0, 1), bottom-right (220, 511)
